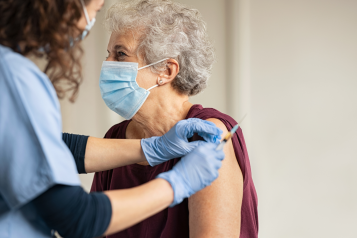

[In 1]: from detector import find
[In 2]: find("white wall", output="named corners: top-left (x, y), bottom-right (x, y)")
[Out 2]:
top-left (250, 0), bottom-right (357, 237)
top-left (60, 0), bottom-right (357, 237)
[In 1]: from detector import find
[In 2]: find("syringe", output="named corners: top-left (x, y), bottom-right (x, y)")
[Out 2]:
top-left (215, 124), bottom-right (239, 150)
top-left (215, 114), bottom-right (246, 151)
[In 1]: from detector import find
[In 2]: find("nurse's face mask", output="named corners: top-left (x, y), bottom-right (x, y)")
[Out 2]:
top-left (99, 58), bottom-right (168, 120)
top-left (79, 0), bottom-right (96, 40)
top-left (34, 0), bottom-right (95, 53)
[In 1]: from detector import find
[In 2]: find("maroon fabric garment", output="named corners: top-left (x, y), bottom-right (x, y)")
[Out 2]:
top-left (91, 104), bottom-right (258, 238)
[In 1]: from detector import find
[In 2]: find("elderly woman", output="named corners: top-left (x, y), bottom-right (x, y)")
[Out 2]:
top-left (91, 0), bottom-right (258, 237)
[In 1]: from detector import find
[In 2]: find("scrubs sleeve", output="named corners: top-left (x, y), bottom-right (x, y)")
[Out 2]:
top-left (62, 133), bottom-right (89, 174)
top-left (0, 46), bottom-right (80, 210)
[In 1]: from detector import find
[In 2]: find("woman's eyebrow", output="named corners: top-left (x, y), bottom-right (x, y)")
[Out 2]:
top-left (113, 44), bottom-right (130, 53)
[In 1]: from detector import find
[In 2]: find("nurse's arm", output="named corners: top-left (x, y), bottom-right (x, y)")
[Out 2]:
top-left (85, 137), bottom-right (146, 173)
top-left (103, 178), bottom-right (173, 235)
top-left (33, 179), bottom-right (173, 237)
top-left (64, 119), bottom-right (222, 173)
top-left (62, 133), bottom-right (146, 173)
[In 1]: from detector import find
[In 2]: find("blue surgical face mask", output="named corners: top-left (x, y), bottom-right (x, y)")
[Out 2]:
top-left (99, 59), bottom-right (168, 120)
top-left (67, 0), bottom-right (96, 47)
top-left (79, 0), bottom-right (96, 40)
top-left (35, 1), bottom-right (94, 52)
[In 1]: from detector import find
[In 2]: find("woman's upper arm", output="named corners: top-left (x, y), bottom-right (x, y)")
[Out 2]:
top-left (188, 118), bottom-right (243, 238)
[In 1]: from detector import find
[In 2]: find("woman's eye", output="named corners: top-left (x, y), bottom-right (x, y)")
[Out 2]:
top-left (117, 51), bottom-right (126, 57)
top-left (114, 51), bottom-right (128, 61)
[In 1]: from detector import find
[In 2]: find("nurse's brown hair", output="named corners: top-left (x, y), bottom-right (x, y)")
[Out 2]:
top-left (0, 0), bottom-right (91, 102)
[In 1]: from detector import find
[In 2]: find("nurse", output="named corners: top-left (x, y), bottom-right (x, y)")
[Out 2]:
top-left (0, 0), bottom-right (225, 238)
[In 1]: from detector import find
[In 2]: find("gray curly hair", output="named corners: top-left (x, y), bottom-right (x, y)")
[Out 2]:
top-left (105, 0), bottom-right (215, 96)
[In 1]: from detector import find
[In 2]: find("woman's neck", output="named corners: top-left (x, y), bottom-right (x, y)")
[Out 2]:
top-left (127, 91), bottom-right (193, 139)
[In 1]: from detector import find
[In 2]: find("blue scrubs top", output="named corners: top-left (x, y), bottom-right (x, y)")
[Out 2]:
top-left (0, 45), bottom-right (80, 237)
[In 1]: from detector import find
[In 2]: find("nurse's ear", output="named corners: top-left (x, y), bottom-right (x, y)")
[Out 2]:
top-left (157, 59), bottom-right (179, 86)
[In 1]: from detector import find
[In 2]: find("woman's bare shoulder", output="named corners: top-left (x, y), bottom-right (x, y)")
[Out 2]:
top-left (187, 118), bottom-right (244, 238)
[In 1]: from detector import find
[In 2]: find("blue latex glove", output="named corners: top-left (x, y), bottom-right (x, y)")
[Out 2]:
top-left (157, 143), bottom-right (225, 207)
top-left (141, 118), bottom-right (223, 166)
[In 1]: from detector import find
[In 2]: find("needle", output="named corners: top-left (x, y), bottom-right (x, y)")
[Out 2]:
top-left (216, 114), bottom-right (247, 151)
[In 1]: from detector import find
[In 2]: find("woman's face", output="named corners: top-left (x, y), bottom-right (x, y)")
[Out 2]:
top-left (77, 0), bottom-right (105, 31)
top-left (106, 30), bottom-right (161, 90)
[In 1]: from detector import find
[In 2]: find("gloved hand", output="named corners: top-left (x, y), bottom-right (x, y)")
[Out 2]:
top-left (157, 143), bottom-right (225, 207)
top-left (141, 118), bottom-right (222, 166)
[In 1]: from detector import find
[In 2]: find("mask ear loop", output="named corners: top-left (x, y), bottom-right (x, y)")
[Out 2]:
top-left (80, 0), bottom-right (91, 24)
top-left (138, 58), bottom-right (170, 70)
top-left (147, 84), bottom-right (159, 91)
top-left (138, 58), bottom-right (170, 91)
top-left (146, 76), bottom-right (165, 91)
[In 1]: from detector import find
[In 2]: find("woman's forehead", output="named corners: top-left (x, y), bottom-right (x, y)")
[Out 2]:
top-left (107, 31), bottom-right (142, 53)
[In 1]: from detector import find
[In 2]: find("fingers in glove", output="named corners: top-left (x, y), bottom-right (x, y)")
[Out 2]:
top-left (203, 143), bottom-right (226, 161)
top-left (214, 149), bottom-right (226, 161)
top-left (197, 132), bottom-right (221, 144)
top-left (188, 140), bottom-right (208, 148)
top-left (188, 119), bottom-right (223, 140)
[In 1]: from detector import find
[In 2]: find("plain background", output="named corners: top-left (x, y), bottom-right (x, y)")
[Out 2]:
top-left (60, 0), bottom-right (357, 237)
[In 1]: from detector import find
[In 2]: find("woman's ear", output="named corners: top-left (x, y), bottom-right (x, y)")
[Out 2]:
top-left (157, 59), bottom-right (179, 85)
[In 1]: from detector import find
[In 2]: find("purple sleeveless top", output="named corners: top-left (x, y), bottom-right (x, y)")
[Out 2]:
top-left (91, 104), bottom-right (258, 238)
